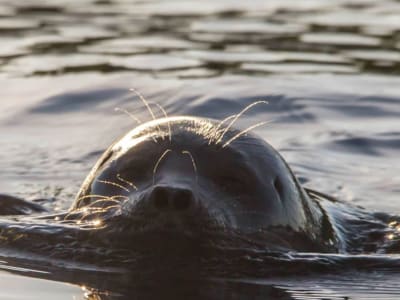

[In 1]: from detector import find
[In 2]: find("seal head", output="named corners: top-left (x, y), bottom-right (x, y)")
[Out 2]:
top-left (73, 117), bottom-right (335, 251)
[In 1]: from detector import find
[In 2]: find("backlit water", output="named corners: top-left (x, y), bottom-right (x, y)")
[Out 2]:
top-left (0, 0), bottom-right (400, 299)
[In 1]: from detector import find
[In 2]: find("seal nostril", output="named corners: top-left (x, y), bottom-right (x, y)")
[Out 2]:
top-left (173, 190), bottom-right (193, 211)
top-left (152, 187), bottom-right (169, 210)
top-left (274, 177), bottom-right (284, 200)
top-left (154, 197), bottom-right (168, 209)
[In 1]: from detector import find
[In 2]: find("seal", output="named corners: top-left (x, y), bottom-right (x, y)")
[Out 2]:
top-left (72, 116), bottom-right (338, 252)
top-left (1, 114), bottom-right (399, 278)
top-left (0, 194), bottom-right (47, 215)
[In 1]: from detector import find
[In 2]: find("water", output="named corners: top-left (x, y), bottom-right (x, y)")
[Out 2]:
top-left (0, 0), bottom-right (399, 299)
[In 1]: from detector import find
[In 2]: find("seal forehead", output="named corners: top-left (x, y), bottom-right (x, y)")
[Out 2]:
top-left (112, 117), bottom-right (220, 154)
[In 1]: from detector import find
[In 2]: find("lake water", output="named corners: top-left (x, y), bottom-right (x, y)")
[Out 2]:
top-left (0, 0), bottom-right (400, 299)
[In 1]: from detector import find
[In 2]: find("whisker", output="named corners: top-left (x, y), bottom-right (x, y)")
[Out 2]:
top-left (117, 173), bottom-right (138, 191)
top-left (63, 208), bottom-right (91, 221)
top-left (153, 149), bottom-right (172, 185)
top-left (75, 194), bottom-right (110, 202)
top-left (85, 198), bottom-right (122, 208)
top-left (97, 179), bottom-right (131, 193)
top-left (181, 150), bottom-right (198, 182)
top-left (222, 121), bottom-right (272, 148)
top-left (64, 196), bottom-right (118, 220)
top-left (209, 115), bottom-right (236, 145)
top-left (151, 102), bottom-right (172, 143)
top-left (129, 88), bottom-right (159, 124)
top-left (63, 210), bottom-right (80, 221)
top-left (216, 100), bottom-right (268, 144)
top-left (77, 205), bottom-right (121, 224)
top-left (110, 194), bottom-right (130, 201)
top-left (74, 194), bottom-right (110, 207)
top-left (114, 107), bottom-right (142, 124)
top-left (129, 88), bottom-right (163, 142)
top-left (150, 135), bottom-right (159, 144)
top-left (214, 115), bottom-right (236, 132)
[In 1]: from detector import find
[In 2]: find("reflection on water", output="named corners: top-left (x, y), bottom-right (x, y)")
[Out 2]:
top-left (0, 0), bottom-right (400, 77)
top-left (0, 0), bottom-right (400, 299)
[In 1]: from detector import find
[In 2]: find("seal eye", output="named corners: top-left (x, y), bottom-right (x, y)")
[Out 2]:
top-left (218, 175), bottom-right (247, 194)
top-left (274, 177), bottom-right (284, 200)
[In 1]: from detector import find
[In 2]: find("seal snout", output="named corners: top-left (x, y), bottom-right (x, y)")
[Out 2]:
top-left (148, 185), bottom-right (197, 213)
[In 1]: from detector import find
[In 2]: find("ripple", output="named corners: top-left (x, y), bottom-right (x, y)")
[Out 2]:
top-left (178, 50), bottom-right (283, 63)
top-left (301, 33), bottom-right (381, 47)
top-left (0, 5), bottom-right (14, 17)
top-left (110, 54), bottom-right (203, 71)
top-left (0, 0), bottom-right (397, 78)
top-left (16, 4), bottom-right (63, 14)
top-left (327, 135), bottom-right (400, 156)
top-left (191, 19), bottom-right (307, 35)
top-left (241, 62), bottom-right (356, 74)
top-left (342, 50), bottom-right (400, 63)
top-left (0, 18), bottom-right (40, 31)
top-left (0, 39), bottom-right (29, 58)
top-left (30, 88), bottom-right (129, 113)
top-left (2, 54), bottom-right (112, 75)
top-left (122, 1), bottom-right (244, 17)
top-left (79, 43), bottom-right (144, 55)
top-left (84, 36), bottom-right (201, 53)
top-left (123, 36), bottom-right (203, 49)
top-left (273, 51), bottom-right (349, 64)
top-left (156, 68), bottom-right (219, 79)
top-left (362, 26), bottom-right (397, 37)
top-left (178, 49), bottom-right (351, 66)
top-left (0, 271), bottom-right (82, 299)
top-left (295, 11), bottom-right (400, 31)
top-left (64, 2), bottom-right (126, 15)
top-left (56, 25), bottom-right (118, 41)
top-left (111, 0), bottom-right (338, 18)
top-left (19, 35), bottom-right (83, 51)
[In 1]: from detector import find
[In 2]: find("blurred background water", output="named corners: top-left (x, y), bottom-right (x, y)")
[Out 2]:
top-left (0, 0), bottom-right (399, 299)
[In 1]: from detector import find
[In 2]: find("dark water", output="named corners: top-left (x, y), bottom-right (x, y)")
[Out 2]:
top-left (0, 0), bottom-right (400, 299)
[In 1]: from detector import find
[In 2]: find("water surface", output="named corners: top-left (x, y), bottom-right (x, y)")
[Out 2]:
top-left (0, 0), bottom-right (400, 299)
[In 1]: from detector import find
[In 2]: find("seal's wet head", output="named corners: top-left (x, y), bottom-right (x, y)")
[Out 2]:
top-left (72, 117), bottom-right (329, 251)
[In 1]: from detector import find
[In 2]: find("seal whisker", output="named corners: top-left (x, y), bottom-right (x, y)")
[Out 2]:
top-left (81, 195), bottom-right (128, 208)
top-left (181, 150), bottom-right (198, 183)
top-left (110, 195), bottom-right (130, 202)
top-left (97, 179), bottom-right (131, 193)
top-left (76, 194), bottom-right (110, 202)
top-left (222, 121), bottom-right (272, 148)
top-left (78, 207), bottom-right (114, 220)
top-left (152, 149), bottom-right (172, 185)
top-left (117, 173), bottom-right (138, 191)
top-left (209, 115), bottom-right (236, 145)
top-left (151, 102), bottom-right (172, 143)
top-left (63, 207), bottom-right (93, 221)
top-left (84, 198), bottom-right (122, 208)
top-left (85, 204), bottom-right (122, 213)
top-left (63, 210), bottom-right (80, 221)
top-left (216, 100), bottom-right (268, 144)
top-left (114, 107), bottom-right (142, 124)
top-left (77, 205), bottom-right (121, 224)
top-left (64, 197), bottom-right (121, 220)
top-left (214, 115), bottom-right (236, 132)
top-left (74, 194), bottom-right (110, 208)
top-left (129, 88), bottom-right (161, 143)
top-left (129, 88), bottom-right (160, 127)
top-left (81, 204), bottom-right (119, 214)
